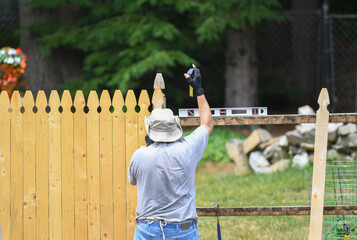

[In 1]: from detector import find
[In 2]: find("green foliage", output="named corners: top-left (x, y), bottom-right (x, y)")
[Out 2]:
top-left (184, 126), bottom-right (245, 163)
top-left (25, 0), bottom-right (285, 93)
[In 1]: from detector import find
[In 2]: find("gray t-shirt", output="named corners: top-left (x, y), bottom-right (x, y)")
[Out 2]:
top-left (128, 126), bottom-right (209, 223)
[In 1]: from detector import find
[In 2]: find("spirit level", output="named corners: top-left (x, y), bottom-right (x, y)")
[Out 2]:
top-left (178, 107), bottom-right (268, 117)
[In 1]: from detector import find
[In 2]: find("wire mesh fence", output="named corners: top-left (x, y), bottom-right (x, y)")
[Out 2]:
top-left (0, 12), bottom-right (19, 47)
top-left (331, 15), bottom-right (357, 113)
top-left (309, 161), bottom-right (357, 239)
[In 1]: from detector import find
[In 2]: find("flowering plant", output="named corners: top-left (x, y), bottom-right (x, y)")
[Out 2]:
top-left (0, 46), bottom-right (28, 95)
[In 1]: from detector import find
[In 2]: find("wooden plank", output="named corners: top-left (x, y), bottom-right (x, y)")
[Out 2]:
top-left (49, 90), bottom-right (62, 240)
top-left (308, 88), bottom-right (330, 240)
top-left (112, 90), bottom-right (126, 240)
top-left (73, 91), bottom-right (88, 240)
top-left (125, 90), bottom-right (138, 240)
top-left (99, 90), bottom-right (113, 239)
top-left (138, 90), bottom-right (150, 147)
top-left (197, 206), bottom-right (357, 217)
top-left (179, 113), bottom-right (357, 126)
top-left (87, 91), bottom-right (100, 240)
top-left (35, 91), bottom-right (49, 240)
top-left (23, 91), bottom-right (36, 240)
top-left (0, 91), bottom-right (10, 239)
top-left (10, 91), bottom-right (23, 240)
top-left (61, 90), bottom-right (74, 240)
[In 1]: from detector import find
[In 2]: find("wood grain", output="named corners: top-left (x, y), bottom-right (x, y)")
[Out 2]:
top-left (61, 90), bottom-right (74, 240)
top-left (179, 113), bottom-right (357, 126)
top-left (74, 91), bottom-right (88, 240)
top-left (23, 91), bottom-right (36, 240)
top-left (308, 88), bottom-right (330, 240)
top-left (35, 91), bottom-right (49, 240)
top-left (10, 91), bottom-right (23, 240)
top-left (0, 91), bottom-right (10, 239)
top-left (99, 90), bottom-right (113, 240)
top-left (113, 90), bottom-right (126, 240)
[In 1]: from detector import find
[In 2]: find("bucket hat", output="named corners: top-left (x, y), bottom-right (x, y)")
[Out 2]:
top-left (145, 108), bottom-right (183, 142)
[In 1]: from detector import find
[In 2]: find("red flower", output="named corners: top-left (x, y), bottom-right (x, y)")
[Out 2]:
top-left (16, 48), bottom-right (21, 55)
top-left (23, 54), bottom-right (28, 61)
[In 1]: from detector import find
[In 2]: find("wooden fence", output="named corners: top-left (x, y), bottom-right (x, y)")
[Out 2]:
top-left (0, 88), bottom-right (164, 240)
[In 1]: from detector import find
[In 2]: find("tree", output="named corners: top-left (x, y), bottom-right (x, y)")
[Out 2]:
top-left (20, 0), bottom-right (196, 95)
top-left (194, 0), bottom-right (285, 107)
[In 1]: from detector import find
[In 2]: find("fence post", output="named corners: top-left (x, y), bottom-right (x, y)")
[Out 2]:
top-left (153, 73), bottom-right (165, 109)
top-left (308, 88), bottom-right (330, 240)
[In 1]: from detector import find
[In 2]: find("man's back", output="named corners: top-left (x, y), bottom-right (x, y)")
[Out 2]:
top-left (129, 126), bottom-right (209, 223)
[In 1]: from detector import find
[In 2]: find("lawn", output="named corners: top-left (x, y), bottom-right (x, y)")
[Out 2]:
top-left (195, 163), bottom-right (313, 240)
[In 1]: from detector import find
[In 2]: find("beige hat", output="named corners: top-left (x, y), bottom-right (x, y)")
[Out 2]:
top-left (145, 108), bottom-right (183, 142)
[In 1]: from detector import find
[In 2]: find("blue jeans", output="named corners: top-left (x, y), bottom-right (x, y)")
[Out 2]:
top-left (134, 220), bottom-right (199, 240)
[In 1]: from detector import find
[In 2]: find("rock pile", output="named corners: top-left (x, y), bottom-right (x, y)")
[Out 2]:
top-left (226, 105), bottom-right (357, 175)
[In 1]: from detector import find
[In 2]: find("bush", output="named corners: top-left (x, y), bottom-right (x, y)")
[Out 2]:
top-left (184, 126), bottom-right (245, 163)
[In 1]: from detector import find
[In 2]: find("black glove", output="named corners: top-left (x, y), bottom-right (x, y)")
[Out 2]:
top-left (186, 67), bottom-right (204, 96)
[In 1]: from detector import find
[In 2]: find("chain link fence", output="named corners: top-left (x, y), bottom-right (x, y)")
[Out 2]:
top-left (0, 12), bottom-right (19, 47)
top-left (331, 15), bottom-right (357, 113)
top-left (257, 11), bottom-right (321, 113)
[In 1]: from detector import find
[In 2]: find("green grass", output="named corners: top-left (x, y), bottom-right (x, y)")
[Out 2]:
top-left (195, 163), bottom-right (313, 239)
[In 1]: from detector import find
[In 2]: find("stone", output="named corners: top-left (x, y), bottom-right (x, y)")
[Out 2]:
top-left (351, 152), bottom-right (357, 160)
top-left (278, 135), bottom-right (289, 147)
top-left (289, 145), bottom-right (304, 156)
top-left (298, 105), bottom-right (315, 115)
top-left (296, 124), bottom-right (315, 136)
top-left (248, 151), bottom-right (270, 173)
top-left (286, 130), bottom-right (313, 146)
top-left (328, 123), bottom-right (343, 142)
top-left (292, 152), bottom-right (309, 168)
top-left (259, 137), bottom-right (278, 150)
top-left (300, 142), bottom-right (314, 151)
top-left (226, 139), bottom-right (251, 175)
top-left (243, 129), bottom-right (272, 154)
top-left (338, 123), bottom-right (357, 136)
top-left (327, 149), bottom-right (339, 160)
top-left (348, 133), bottom-right (357, 147)
top-left (267, 160), bottom-right (290, 173)
top-left (272, 147), bottom-right (289, 163)
top-left (331, 144), bottom-right (350, 154)
top-left (262, 141), bottom-right (279, 160)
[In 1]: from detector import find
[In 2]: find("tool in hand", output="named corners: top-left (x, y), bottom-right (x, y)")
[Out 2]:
top-left (187, 68), bottom-right (194, 97)
top-left (185, 64), bottom-right (204, 97)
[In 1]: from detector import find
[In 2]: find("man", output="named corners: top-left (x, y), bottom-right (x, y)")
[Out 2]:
top-left (128, 64), bottom-right (214, 240)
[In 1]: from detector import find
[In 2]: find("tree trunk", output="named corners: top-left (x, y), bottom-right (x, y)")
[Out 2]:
top-left (19, 0), bottom-right (83, 96)
top-left (224, 27), bottom-right (258, 107)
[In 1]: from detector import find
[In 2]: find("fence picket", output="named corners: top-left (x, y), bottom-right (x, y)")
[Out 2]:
top-left (61, 90), bottom-right (75, 240)
top-left (138, 90), bottom-right (150, 147)
top-left (10, 91), bottom-right (23, 240)
top-left (74, 91), bottom-right (88, 240)
top-left (112, 90), bottom-right (126, 240)
top-left (99, 90), bottom-right (114, 239)
top-left (35, 91), bottom-right (49, 240)
top-left (23, 91), bottom-right (36, 240)
top-left (125, 90), bottom-right (138, 239)
top-left (87, 91), bottom-right (100, 240)
top-left (0, 92), bottom-right (10, 239)
top-left (49, 90), bottom-right (62, 240)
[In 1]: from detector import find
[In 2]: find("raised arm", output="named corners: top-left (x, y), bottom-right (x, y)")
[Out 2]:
top-left (184, 64), bottom-right (214, 135)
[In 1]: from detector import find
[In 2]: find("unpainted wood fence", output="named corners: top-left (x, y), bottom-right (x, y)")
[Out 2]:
top-left (0, 88), bottom-right (164, 240)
